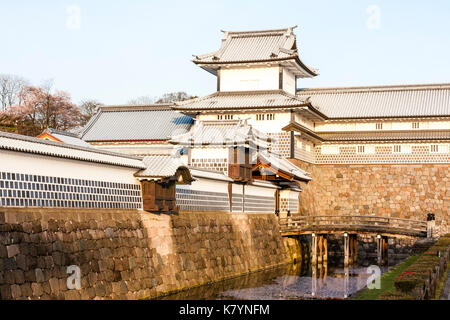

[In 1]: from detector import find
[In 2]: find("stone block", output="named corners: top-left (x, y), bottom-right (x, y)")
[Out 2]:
top-left (64, 290), bottom-right (81, 300)
top-left (7, 244), bottom-right (20, 258)
top-left (31, 283), bottom-right (43, 297)
top-left (35, 268), bottom-right (45, 283)
top-left (49, 278), bottom-right (60, 294)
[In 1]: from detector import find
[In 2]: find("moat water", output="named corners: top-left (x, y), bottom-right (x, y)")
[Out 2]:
top-left (157, 258), bottom-right (393, 300)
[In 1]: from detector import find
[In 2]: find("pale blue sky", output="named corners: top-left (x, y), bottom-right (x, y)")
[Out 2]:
top-left (1, 0), bottom-right (449, 105)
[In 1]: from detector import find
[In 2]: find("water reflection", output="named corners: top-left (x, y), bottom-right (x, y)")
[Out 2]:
top-left (157, 260), bottom-right (389, 300)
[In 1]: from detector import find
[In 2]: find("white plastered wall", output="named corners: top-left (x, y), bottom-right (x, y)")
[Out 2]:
top-left (0, 150), bottom-right (140, 184)
top-left (282, 68), bottom-right (296, 95)
top-left (191, 147), bottom-right (228, 159)
top-left (220, 66), bottom-right (279, 92)
top-left (315, 120), bottom-right (450, 132)
top-left (197, 112), bottom-right (291, 134)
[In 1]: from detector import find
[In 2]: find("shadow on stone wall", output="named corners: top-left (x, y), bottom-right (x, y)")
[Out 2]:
top-left (0, 209), bottom-right (289, 300)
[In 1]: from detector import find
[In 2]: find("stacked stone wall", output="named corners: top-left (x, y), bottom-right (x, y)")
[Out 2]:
top-left (289, 160), bottom-right (449, 236)
top-left (0, 208), bottom-right (289, 300)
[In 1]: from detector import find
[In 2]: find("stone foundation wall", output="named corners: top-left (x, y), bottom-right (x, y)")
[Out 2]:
top-left (0, 208), bottom-right (289, 300)
top-left (282, 236), bottom-right (309, 264)
top-left (289, 160), bottom-right (449, 236)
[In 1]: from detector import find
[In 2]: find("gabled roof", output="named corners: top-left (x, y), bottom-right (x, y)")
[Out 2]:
top-left (173, 90), bottom-right (311, 112)
top-left (0, 131), bottom-right (145, 169)
top-left (254, 152), bottom-right (311, 182)
top-left (81, 104), bottom-right (193, 142)
top-left (193, 27), bottom-right (318, 78)
top-left (135, 155), bottom-right (192, 182)
top-left (170, 119), bottom-right (271, 149)
top-left (297, 83), bottom-right (450, 119)
top-left (37, 128), bottom-right (93, 148)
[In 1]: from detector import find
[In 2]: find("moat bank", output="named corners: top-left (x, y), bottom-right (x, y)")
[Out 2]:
top-left (157, 260), bottom-right (390, 300)
top-left (0, 208), bottom-right (290, 300)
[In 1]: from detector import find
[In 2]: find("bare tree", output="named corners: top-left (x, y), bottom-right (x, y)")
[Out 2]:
top-left (127, 92), bottom-right (197, 105)
top-left (79, 99), bottom-right (103, 125)
top-left (0, 74), bottom-right (29, 110)
top-left (79, 99), bottom-right (102, 117)
top-left (155, 92), bottom-right (196, 103)
top-left (127, 95), bottom-right (155, 105)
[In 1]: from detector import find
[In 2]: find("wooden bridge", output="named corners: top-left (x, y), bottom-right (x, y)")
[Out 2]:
top-left (279, 215), bottom-right (428, 238)
top-left (279, 215), bottom-right (430, 266)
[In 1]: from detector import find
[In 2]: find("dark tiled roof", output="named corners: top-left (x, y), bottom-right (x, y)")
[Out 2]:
top-left (297, 83), bottom-right (450, 119)
top-left (174, 90), bottom-right (309, 111)
top-left (0, 131), bottom-right (145, 168)
top-left (81, 105), bottom-right (193, 142)
top-left (170, 119), bottom-right (270, 149)
top-left (42, 128), bottom-right (93, 148)
top-left (193, 27), bottom-right (317, 77)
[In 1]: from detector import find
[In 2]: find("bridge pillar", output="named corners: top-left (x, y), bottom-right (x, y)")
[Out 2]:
top-left (343, 266), bottom-right (350, 299)
top-left (344, 234), bottom-right (349, 266)
top-left (311, 234), bottom-right (318, 265)
top-left (352, 235), bottom-right (358, 264)
top-left (377, 235), bottom-right (389, 265)
top-left (312, 234), bottom-right (327, 265)
top-left (344, 233), bottom-right (357, 266)
top-left (318, 235), bottom-right (323, 264)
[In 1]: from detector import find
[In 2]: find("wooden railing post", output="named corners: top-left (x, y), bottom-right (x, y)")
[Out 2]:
top-left (427, 213), bottom-right (436, 238)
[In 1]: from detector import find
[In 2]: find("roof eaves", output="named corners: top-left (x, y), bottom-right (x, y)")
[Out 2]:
top-left (0, 131), bottom-right (145, 169)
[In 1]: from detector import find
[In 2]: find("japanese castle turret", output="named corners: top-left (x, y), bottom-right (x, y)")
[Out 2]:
top-left (81, 26), bottom-right (449, 233)
top-left (174, 27), bottom-right (325, 161)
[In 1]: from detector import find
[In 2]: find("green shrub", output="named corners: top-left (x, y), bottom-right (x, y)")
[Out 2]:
top-left (392, 236), bottom-right (450, 296)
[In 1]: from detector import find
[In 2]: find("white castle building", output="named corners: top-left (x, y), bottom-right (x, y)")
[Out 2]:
top-left (79, 27), bottom-right (448, 228)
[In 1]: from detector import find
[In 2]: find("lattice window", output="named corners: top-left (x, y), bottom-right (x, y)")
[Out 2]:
top-left (357, 145), bottom-right (365, 153)
top-left (412, 122), bottom-right (420, 129)
top-left (376, 123), bottom-right (383, 130)
top-left (430, 144), bottom-right (448, 153)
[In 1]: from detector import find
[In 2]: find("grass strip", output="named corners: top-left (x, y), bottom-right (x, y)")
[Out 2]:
top-left (351, 255), bottom-right (420, 300)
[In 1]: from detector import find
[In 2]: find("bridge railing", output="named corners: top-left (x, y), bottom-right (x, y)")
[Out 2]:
top-left (279, 215), bottom-right (428, 236)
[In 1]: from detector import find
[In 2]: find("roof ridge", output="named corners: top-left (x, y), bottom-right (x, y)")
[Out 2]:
top-left (217, 89), bottom-right (282, 94)
top-left (45, 128), bottom-right (79, 138)
top-left (297, 82), bottom-right (450, 94)
top-left (0, 131), bottom-right (142, 161)
top-left (101, 103), bottom-right (174, 110)
top-left (221, 26), bottom-right (297, 35)
top-left (80, 109), bottom-right (103, 139)
top-left (175, 91), bottom-right (220, 106)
